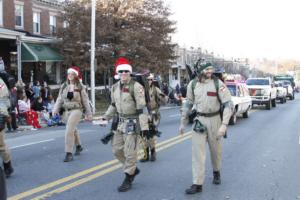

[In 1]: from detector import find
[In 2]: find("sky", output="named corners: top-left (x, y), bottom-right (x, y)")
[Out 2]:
top-left (167, 0), bottom-right (300, 60)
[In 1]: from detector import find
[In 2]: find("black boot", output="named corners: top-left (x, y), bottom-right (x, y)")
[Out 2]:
top-left (185, 184), bottom-right (202, 194)
top-left (150, 148), bottom-right (156, 162)
top-left (63, 153), bottom-right (73, 162)
top-left (140, 148), bottom-right (149, 162)
top-left (3, 161), bottom-right (14, 177)
top-left (118, 173), bottom-right (133, 192)
top-left (213, 171), bottom-right (221, 185)
top-left (131, 167), bottom-right (140, 182)
top-left (75, 145), bottom-right (83, 156)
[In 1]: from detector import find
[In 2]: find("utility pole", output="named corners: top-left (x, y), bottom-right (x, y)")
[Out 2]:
top-left (90, 0), bottom-right (96, 114)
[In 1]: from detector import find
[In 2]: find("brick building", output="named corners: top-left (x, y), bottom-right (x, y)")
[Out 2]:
top-left (0, 0), bottom-right (64, 85)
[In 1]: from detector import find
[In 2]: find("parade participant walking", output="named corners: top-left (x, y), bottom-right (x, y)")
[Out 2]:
top-left (140, 73), bottom-right (168, 162)
top-left (99, 57), bottom-right (146, 192)
top-left (53, 66), bottom-right (92, 162)
top-left (0, 69), bottom-right (14, 177)
top-left (180, 63), bottom-right (233, 194)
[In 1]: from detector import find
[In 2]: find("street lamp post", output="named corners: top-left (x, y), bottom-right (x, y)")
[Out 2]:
top-left (90, 0), bottom-right (96, 114)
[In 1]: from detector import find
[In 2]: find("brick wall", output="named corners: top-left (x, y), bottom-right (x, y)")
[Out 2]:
top-left (23, 0), bottom-right (33, 32)
top-left (40, 9), bottom-right (49, 35)
top-left (2, 0), bottom-right (14, 29)
top-left (2, 0), bottom-right (63, 36)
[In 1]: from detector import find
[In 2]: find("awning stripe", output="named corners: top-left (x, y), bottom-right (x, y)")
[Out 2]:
top-left (22, 42), bottom-right (39, 61)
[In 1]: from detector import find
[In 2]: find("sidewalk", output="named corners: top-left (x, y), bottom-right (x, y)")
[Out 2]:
top-left (5, 104), bottom-right (179, 134)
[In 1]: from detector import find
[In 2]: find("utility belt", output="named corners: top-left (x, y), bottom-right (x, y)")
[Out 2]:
top-left (118, 114), bottom-right (139, 135)
top-left (118, 117), bottom-right (138, 123)
top-left (63, 102), bottom-right (82, 111)
top-left (66, 108), bottom-right (80, 112)
top-left (118, 113), bottom-right (139, 119)
top-left (196, 111), bottom-right (220, 117)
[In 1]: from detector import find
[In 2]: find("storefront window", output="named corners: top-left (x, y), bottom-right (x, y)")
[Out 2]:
top-left (46, 62), bottom-right (58, 84)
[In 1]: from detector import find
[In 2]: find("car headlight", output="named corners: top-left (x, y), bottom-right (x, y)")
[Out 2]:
top-left (263, 89), bottom-right (270, 95)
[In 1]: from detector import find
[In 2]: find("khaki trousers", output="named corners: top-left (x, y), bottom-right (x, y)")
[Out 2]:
top-left (0, 130), bottom-right (11, 163)
top-left (64, 109), bottom-right (82, 153)
top-left (192, 115), bottom-right (222, 185)
top-left (112, 130), bottom-right (139, 175)
top-left (142, 112), bottom-right (160, 150)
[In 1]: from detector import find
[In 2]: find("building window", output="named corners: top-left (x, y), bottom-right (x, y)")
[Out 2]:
top-left (63, 21), bottom-right (69, 28)
top-left (0, 0), bottom-right (3, 26)
top-left (33, 12), bottom-right (40, 34)
top-left (15, 4), bottom-right (24, 28)
top-left (50, 15), bottom-right (57, 35)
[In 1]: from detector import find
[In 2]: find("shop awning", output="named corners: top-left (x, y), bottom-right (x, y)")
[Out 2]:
top-left (0, 27), bottom-right (25, 39)
top-left (21, 42), bottom-right (63, 62)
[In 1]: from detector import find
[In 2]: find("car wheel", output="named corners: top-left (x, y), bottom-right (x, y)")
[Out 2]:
top-left (280, 97), bottom-right (284, 104)
top-left (271, 98), bottom-right (276, 107)
top-left (242, 110), bottom-right (249, 118)
top-left (266, 99), bottom-right (271, 110)
top-left (229, 109), bottom-right (237, 125)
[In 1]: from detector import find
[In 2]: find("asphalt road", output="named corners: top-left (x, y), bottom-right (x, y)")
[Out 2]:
top-left (4, 95), bottom-right (300, 200)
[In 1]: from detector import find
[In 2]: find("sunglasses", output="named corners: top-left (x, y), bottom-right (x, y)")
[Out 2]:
top-left (118, 70), bottom-right (130, 74)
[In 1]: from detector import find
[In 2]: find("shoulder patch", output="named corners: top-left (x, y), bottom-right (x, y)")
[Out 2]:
top-left (219, 85), bottom-right (226, 92)
top-left (139, 87), bottom-right (144, 95)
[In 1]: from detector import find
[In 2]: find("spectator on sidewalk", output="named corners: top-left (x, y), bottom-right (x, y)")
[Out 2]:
top-left (25, 83), bottom-right (34, 102)
top-left (46, 95), bottom-right (55, 117)
top-left (31, 96), bottom-right (45, 112)
top-left (6, 86), bottom-right (18, 132)
top-left (32, 81), bottom-right (41, 99)
top-left (162, 82), bottom-right (169, 96)
top-left (18, 95), bottom-right (41, 129)
top-left (16, 79), bottom-right (25, 100)
top-left (41, 81), bottom-right (51, 105)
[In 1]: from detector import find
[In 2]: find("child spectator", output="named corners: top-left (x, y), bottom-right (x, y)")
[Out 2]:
top-left (18, 96), bottom-right (41, 129)
top-left (31, 96), bottom-right (45, 112)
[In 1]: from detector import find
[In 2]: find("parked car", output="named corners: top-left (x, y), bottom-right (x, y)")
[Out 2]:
top-left (246, 78), bottom-right (277, 110)
top-left (274, 81), bottom-right (287, 103)
top-left (282, 80), bottom-right (294, 100)
top-left (225, 80), bottom-right (252, 125)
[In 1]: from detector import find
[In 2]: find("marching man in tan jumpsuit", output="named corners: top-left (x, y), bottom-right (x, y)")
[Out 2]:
top-left (100, 57), bottom-right (146, 192)
top-left (180, 63), bottom-right (233, 194)
top-left (0, 75), bottom-right (14, 177)
top-left (140, 73), bottom-right (168, 162)
top-left (53, 66), bottom-right (92, 162)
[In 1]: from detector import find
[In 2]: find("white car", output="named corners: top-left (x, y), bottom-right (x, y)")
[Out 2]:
top-left (246, 78), bottom-right (277, 110)
top-left (225, 80), bottom-right (252, 125)
top-left (282, 80), bottom-right (295, 100)
top-left (274, 81), bottom-right (287, 103)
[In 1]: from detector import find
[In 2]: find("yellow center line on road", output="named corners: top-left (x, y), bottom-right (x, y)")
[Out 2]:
top-left (30, 134), bottom-right (192, 200)
top-left (8, 132), bottom-right (191, 200)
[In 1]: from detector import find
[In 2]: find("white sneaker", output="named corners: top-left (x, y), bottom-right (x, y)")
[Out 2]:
top-left (31, 128), bottom-right (37, 131)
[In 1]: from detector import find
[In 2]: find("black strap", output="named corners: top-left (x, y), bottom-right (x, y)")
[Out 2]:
top-left (196, 111), bottom-right (220, 117)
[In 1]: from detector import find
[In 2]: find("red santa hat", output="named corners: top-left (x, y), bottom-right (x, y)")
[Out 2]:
top-left (67, 66), bottom-right (82, 81)
top-left (114, 57), bottom-right (132, 79)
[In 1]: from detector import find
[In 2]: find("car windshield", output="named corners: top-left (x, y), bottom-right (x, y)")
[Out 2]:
top-left (246, 79), bottom-right (269, 85)
top-left (275, 82), bottom-right (282, 87)
top-left (226, 84), bottom-right (236, 96)
top-left (283, 81), bottom-right (291, 86)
